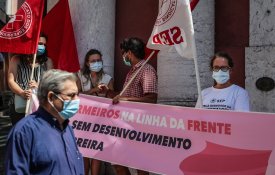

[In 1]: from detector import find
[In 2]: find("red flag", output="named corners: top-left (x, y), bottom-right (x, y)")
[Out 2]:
top-left (146, 0), bottom-right (199, 59)
top-left (190, 0), bottom-right (200, 11)
top-left (42, 0), bottom-right (80, 72)
top-left (0, 0), bottom-right (44, 54)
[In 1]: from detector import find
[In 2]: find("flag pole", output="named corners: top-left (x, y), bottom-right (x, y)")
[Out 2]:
top-left (188, 0), bottom-right (202, 107)
top-left (119, 51), bottom-right (156, 96)
top-left (192, 37), bottom-right (202, 107)
top-left (25, 53), bottom-right (37, 115)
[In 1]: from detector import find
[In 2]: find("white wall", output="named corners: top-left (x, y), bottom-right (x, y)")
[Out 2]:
top-left (246, 0), bottom-right (275, 113)
top-left (47, 0), bottom-right (116, 77)
top-left (157, 0), bottom-right (215, 106)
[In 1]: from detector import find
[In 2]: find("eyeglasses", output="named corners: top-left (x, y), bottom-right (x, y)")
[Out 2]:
top-left (212, 66), bottom-right (231, 72)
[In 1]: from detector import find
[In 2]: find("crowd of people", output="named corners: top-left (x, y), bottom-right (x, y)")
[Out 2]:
top-left (3, 35), bottom-right (250, 175)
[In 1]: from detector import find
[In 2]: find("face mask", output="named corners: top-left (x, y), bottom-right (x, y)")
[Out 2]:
top-left (89, 61), bottom-right (103, 72)
top-left (37, 44), bottom-right (46, 56)
top-left (212, 70), bottom-right (230, 84)
top-left (123, 55), bottom-right (131, 67)
top-left (49, 94), bottom-right (80, 120)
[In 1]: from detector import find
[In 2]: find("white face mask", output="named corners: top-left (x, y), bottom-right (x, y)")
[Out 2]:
top-left (212, 70), bottom-right (230, 84)
top-left (89, 61), bottom-right (103, 72)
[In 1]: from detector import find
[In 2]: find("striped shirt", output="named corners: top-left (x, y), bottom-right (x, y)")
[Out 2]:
top-left (123, 60), bottom-right (157, 97)
top-left (16, 59), bottom-right (48, 90)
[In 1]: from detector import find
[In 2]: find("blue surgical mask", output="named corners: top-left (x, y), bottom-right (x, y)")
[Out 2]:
top-left (123, 55), bottom-right (131, 67)
top-left (49, 94), bottom-right (80, 120)
top-left (37, 44), bottom-right (46, 56)
top-left (212, 70), bottom-right (230, 84)
top-left (59, 99), bottom-right (80, 119)
top-left (89, 61), bottom-right (103, 72)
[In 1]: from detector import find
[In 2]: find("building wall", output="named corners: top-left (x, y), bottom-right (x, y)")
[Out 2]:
top-left (215, 0), bottom-right (249, 88)
top-left (48, 0), bottom-right (116, 77)
top-left (33, 0), bottom-right (275, 113)
top-left (114, 0), bottom-right (158, 91)
top-left (245, 0), bottom-right (275, 113)
top-left (114, 0), bottom-right (215, 106)
top-left (157, 0), bottom-right (215, 106)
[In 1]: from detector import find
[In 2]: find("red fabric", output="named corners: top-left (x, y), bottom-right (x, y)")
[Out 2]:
top-left (42, 0), bottom-right (80, 72)
top-left (190, 0), bottom-right (200, 11)
top-left (144, 48), bottom-right (159, 60)
top-left (0, 0), bottom-right (44, 54)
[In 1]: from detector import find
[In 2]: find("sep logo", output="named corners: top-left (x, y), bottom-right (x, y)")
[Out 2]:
top-left (0, 2), bottom-right (32, 39)
top-left (210, 99), bottom-right (225, 103)
top-left (155, 0), bottom-right (177, 26)
top-left (210, 99), bottom-right (216, 103)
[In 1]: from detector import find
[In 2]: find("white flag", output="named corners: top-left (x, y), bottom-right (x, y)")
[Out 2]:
top-left (147, 0), bottom-right (195, 59)
top-left (26, 93), bottom-right (39, 115)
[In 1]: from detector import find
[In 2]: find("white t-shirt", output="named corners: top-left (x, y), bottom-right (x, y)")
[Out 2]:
top-left (197, 84), bottom-right (250, 111)
top-left (78, 73), bottom-right (112, 97)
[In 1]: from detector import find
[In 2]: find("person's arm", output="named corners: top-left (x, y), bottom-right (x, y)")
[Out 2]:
top-left (83, 87), bottom-right (101, 95)
top-left (76, 73), bottom-right (100, 95)
top-left (113, 66), bottom-right (158, 104)
top-left (113, 75), bottom-right (158, 104)
top-left (7, 56), bottom-right (31, 99)
top-left (118, 93), bottom-right (157, 103)
top-left (234, 89), bottom-right (250, 112)
top-left (97, 78), bottom-right (115, 98)
top-left (107, 78), bottom-right (114, 91)
top-left (5, 131), bottom-right (31, 175)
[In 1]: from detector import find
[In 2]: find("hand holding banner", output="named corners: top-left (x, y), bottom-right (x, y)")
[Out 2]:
top-left (73, 95), bottom-right (275, 175)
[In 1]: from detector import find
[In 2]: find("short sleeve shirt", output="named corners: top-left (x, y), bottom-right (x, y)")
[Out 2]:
top-left (123, 60), bottom-right (158, 98)
top-left (200, 84), bottom-right (250, 111)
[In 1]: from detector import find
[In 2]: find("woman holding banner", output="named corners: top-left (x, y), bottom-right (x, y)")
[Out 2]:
top-left (196, 52), bottom-right (250, 111)
top-left (78, 49), bottom-right (114, 175)
top-left (7, 33), bottom-right (53, 125)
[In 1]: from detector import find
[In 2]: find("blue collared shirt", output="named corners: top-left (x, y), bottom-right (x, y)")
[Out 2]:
top-left (5, 107), bottom-right (84, 175)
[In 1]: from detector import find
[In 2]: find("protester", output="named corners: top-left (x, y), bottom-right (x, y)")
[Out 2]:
top-left (78, 49), bottom-right (113, 97)
top-left (78, 49), bottom-right (114, 175)
top-left (196, 51), bottom-right (250, 111)
top-left (5, 69), bottom-right (84, 175)
top-left (112, 37), bottom-right (158, 175)
top-left (7, 33), bottom-right (53, 125)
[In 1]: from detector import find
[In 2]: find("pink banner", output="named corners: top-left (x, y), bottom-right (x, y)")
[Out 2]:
top-left (73, 94), bottom-right (275, 175)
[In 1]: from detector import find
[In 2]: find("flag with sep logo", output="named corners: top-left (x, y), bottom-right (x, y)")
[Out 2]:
top-left (147, 0), bottom-right (198, 59)
top-left (0, 0), bottom-right (44, 54)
